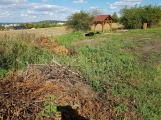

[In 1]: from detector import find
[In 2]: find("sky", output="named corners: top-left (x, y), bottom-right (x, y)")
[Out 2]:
top-left (0, 0), bottom-right (161, 23)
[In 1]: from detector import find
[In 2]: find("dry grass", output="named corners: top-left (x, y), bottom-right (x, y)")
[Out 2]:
top-left (0, 26), bottom-right (72, 38)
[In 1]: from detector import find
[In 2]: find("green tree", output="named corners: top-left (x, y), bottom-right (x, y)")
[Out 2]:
top-left (112, 12), bottom-right (119, 23)
top-left (26, 23), bottom-right (34, 29)
top-left (42, 20), bottom-right (50, 28)
top-left (66, 11), bottom-right (94, 31)
top-left (35, 23), bottom-right (42, 28)
top-left (142, 5), bottom-right (161, 27)
top-left (120, 5), bottom-right (161, 29)
top-left (120, 5), bottom-right (143, 29)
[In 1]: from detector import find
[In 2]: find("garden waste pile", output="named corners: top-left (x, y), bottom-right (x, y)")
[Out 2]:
top-left (0, 61), bottom-right (141, 120)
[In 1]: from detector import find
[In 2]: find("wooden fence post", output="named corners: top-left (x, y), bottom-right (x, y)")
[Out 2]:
top-left (94, 23), bottom-right (97, 34)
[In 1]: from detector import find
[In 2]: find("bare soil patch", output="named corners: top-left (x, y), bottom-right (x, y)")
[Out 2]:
top-left (136, 41), bottom-right (161, 64)
top-left (136, 41), bottom-right (161, 53)
top-left (124, 34), bottom-right (152, 42)
top-left (124, 34), bottom-right (161, 53)
top-left (125, 35), bottom-right (161, 64)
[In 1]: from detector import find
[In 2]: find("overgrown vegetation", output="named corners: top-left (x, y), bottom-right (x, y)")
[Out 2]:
top-left (0, 33), bottom-right (52, 77)
top-left (120, 5), bottom-right (161, 29)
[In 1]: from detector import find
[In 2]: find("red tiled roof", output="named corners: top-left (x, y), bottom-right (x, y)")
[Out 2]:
top-left (93, 15), bottom-right (113, 22)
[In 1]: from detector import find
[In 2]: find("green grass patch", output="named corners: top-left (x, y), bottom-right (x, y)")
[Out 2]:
top-left (51, 31), bottom-right (108, 47)
top-left (53, 27), bottom-right (161, 119)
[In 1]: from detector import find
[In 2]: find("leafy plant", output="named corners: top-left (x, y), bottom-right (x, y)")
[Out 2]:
top-left (116, 103), bottom-right (128, 115)
top-left (41, 94), bottom-right (58, 119)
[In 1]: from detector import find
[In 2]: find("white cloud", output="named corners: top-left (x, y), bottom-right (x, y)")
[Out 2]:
top-left (32, 16), bottom-right (37, 18)
top-left (33, 4), bottom-right (74, 13)
top-left (0, 1), bottom-right (76, 22)
top-left (21, 13), bottom-right (28, 17)
top-left (0, 1), bottom-right (31, 10)
top-left (73, 0), bottom-right (87, 4)
top-left (0, 0), bottom-right (27, 5)
top-left (110, 0), bottom-right (142, 9)
top-left (42, 0), bottom-right (48, 2)
top-left (89, 7), bottom-right (105, 13)
top-left (0, 10), bottom-right (14, 18)
top-left (90, 7), bottom-right (99, 9)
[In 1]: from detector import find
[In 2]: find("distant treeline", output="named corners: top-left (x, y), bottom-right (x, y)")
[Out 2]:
top-left (38, 20), bottom-right (66, 24)
top-left (19, 20), bottom-right (66, 29)
top-left (0, 20), bottom-right (66, 30)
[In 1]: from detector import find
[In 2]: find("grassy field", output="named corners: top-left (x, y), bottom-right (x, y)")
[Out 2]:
top-left (0, 26), bottom-right (161, 119)
top-left (52, 27), bottom-right (161, 119)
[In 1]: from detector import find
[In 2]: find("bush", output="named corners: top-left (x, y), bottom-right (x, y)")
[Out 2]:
top-left (66, 11), bottom-right (94, 31)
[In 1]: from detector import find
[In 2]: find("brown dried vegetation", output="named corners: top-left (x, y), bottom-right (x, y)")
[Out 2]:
top-left (0, 62), bottom-right (141, 120)
top-left (37, 36), bottom-right (68, 55)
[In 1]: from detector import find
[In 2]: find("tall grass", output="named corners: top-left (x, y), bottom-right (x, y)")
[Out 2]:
top-left (0, 33), bottom-right (53, 78)
top-left (53, 28), bottom-right (161, 119)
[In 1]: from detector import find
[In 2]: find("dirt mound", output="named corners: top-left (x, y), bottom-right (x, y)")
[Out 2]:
top-left (0, 62), bottom-right (141, 120)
